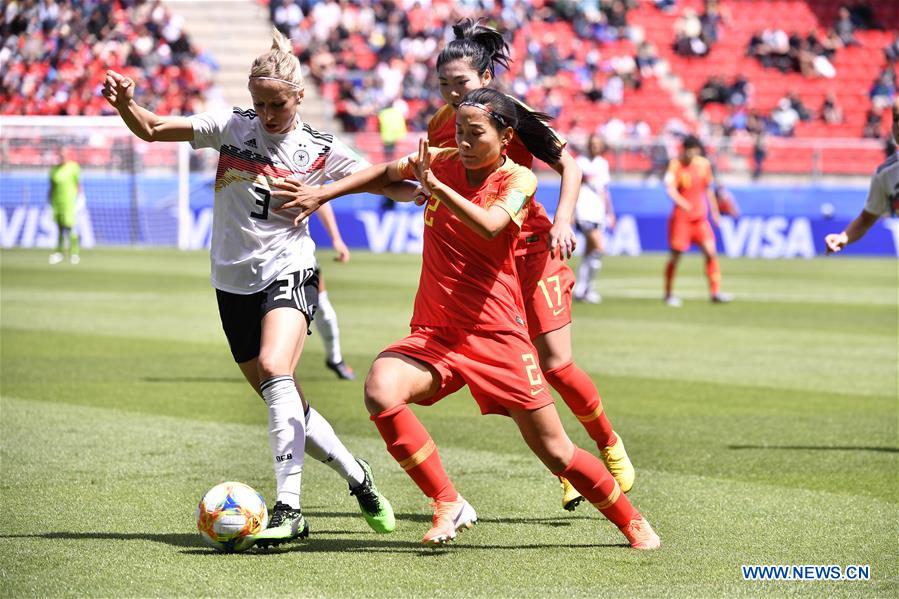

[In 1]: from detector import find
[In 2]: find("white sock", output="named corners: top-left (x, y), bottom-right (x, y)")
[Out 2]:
top-left (314, 291), bottom-right (342, 364)
top-left (584, 250), bottom-right (603, 292)
top-left (261, 375), bottom-right (306, 509)
top-left (304, 407), bottom-right (365, 488)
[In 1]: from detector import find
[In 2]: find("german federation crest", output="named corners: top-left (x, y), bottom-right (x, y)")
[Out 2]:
top-left (293, 149), bottom-right (311, 168)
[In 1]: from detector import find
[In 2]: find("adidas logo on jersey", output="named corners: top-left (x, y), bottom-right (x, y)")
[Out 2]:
top-left (244, 137), bottom-right (257, 148)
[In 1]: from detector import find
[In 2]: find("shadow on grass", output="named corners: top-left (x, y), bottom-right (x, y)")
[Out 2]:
top-left (308, 511), bottom-right (594, 527)
top-left (728, 444), bottom-right (898, 453)
top-left (0, 531), bottom-right (202, 548)
top-left (179, 536), bottom-right (624, 556)
top-left (3, 529), bottom-right (623, 556)
top-left (143, 377), bottom-right (245, 384)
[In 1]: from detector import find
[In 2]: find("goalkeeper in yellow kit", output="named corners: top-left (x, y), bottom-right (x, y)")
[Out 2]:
top-left (48, 147), bottom-right (81, 265)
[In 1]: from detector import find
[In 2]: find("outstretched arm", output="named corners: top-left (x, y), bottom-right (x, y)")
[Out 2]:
top-left (547, 149), bottom-right (582, 258)
top-left (825, 210), bottom-right (880, 254)
top-left (271, 161), bottom-right (405, 224)
top-left (102, 70), bottom-right (194, 142)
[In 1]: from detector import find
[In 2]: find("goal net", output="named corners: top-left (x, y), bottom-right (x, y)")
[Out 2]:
top-left (0, 116), bottom-right (214, 249)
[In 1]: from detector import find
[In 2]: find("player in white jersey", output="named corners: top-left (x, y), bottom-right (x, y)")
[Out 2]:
top-left (573, 135), bottom-right (616, 304)
top-left (102, 29), bottom-right (408, 546)
top-left (825, 99), bottom-right (899, 254)
top-left (312, 202), bottom-right (356, 380)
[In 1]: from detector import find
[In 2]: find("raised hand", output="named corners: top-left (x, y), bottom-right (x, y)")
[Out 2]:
top-left (101, 70), bottom-right (135, 109)
top-left (412, 138), bottom-right (436, 197)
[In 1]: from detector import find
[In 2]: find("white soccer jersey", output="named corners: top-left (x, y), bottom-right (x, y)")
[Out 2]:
top-left (864, 151), bottom-right (899, 218)
top-left (189, 109), bottom-right (369, 294)
top-left (575, 154), bottom-right (611, 224)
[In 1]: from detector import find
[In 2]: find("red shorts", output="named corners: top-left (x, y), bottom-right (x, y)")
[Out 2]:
top-left (515, 251), bottom-right (575, 339)
top-left (382, 326), bottom-right (554, 417)
top-left (669, 217), bottom-right (715, 252)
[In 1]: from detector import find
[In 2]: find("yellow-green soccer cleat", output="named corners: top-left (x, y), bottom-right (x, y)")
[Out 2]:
top-left (350, 458), bottom-right (396, 533)
top-left (559, 476), bottom-right (584, 511)
top-left (600, 432), bottom-right (635, 493)
top-left (252, 501), bottom-right (309, 548)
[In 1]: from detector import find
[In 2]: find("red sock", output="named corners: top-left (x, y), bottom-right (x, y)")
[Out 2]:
top-left (664, 259), bottom-right (677, 297)
top-left (544, 361), bottom-right (616, 449)
top-left (371, 404), bottom-right (457, 502)
top-left (706, 257), bottom-right (721, 296)
top-left (556, 447), bottom-right (638, 528)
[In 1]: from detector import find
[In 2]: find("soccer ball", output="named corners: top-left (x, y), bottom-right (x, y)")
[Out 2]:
top-left (196, 481), bottom-right (268, 553)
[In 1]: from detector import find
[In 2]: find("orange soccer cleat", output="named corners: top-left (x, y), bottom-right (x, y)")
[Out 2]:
top-left (619, 516), bottom-right (661, 550)
top-left (422, 495), bottom-right (478, 545)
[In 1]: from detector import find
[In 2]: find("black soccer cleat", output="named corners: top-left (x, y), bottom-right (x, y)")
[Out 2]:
top-left (325, 360), bottom-right (356, 380)
top-left (253, 501), bottom-right (309, 548)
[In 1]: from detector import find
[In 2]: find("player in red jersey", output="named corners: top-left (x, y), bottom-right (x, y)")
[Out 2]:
top-left (427, 19), bottom-right (634, 509)
top-left (663, 135), bottom-right (732, 306)
top-left (273, 88), bottom-right (660, 549)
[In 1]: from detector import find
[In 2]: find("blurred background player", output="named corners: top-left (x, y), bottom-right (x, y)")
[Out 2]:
top-left (313, 202), bottom-right (356, 380)
top-left (663, 135), bottom-right (732, 306)
top-left (574, 134), bottom-right (616, 304)
top-left (826, 98), bottom-right (899, 254)
top-left (428, 18), bottom-right (635, 510)
top-left (101, 29), bottom-right (401, 546)
top-left (47, 147), bottom-right (82, 265)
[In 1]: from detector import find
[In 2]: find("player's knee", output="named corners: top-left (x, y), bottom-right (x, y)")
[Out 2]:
top-left (539, 352), bottom-right (571, 373)
top-left (256, 354), bottom-right (289, 381)
top-left (534, 436), bottom-right (576, 472)
top-left (364, 364), bottom-right (400, 415)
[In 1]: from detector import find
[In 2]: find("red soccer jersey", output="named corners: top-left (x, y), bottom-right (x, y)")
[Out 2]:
top-left (665, 155), bottom-right (713, 221)
top-left (427, 103), bottom-right (555, 256)
top-left (396, 147), bottom-right (536, 330)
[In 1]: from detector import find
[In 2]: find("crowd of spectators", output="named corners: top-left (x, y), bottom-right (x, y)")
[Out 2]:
top-left (746, 3), bottom-right (886, 79)
top-left (265, 0), bottom-right (657, 144)
top-left (1, 0), bottom-right (216, 116)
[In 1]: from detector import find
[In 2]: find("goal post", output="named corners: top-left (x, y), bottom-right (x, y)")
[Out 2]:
top-left (0, 116), bottom-right (206, 250)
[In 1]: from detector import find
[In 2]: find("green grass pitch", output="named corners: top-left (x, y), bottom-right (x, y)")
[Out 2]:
top-left (1, 248), bottom-right (896, 598)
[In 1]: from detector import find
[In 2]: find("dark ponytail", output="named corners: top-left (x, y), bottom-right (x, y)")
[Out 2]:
top-left (436, 18), bottom-right (511, 78)
top-left (460, 88), bottom-right (563, 166)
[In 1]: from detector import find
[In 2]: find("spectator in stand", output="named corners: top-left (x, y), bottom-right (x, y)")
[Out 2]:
top-left (771, 98), bottom-right (800, 136)
top-left (786, 92), bottom-right (812, 122)
top-left (698, 76), bottom-right (729, 108)
top-left (821, 92), bottom-right (844, 124)
top-left (728, 76), bottom-right (750, 106)
top-left (700, 0), bottom-right (730, 48)
top-left (885, 35), bottom-right (899, 64)
top-left (863, 107), bottom-right (884, 139)
top-left (834, 6), bottom-right (859, 46)
top-left (820, 28), bottom-right (845, 59)
top-left (635, 41), bottom-right (660, 77)
top-left (674, 8), bottom-right (708, 57)
top-left (273, 0), bottom-right (304, 38)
